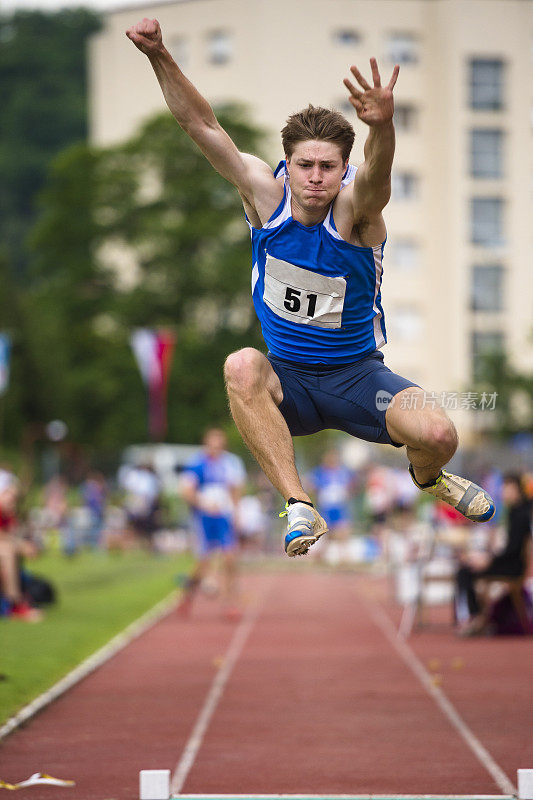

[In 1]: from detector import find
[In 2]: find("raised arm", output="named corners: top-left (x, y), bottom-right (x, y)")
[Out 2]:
top-left (125, 18), bottom-right (280, 217)
top-left (343, 58), bottom-right (399, 219)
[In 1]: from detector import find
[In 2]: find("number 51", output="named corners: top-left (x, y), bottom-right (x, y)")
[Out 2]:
top-left (284, 287), bottom-right (317, 317)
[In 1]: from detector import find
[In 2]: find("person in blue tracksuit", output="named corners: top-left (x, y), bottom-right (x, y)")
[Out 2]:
top-left (179, 428), bottom-right (245, 618)
top-left (127, 19), bottom-right (495, 558)
top-left (307, 450), bottom-right (357, 552)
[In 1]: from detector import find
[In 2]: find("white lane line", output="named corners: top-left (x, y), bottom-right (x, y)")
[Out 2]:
top-left (365, 599), bottom-right (516, 797)
top-left (171, 582), bottom-right (270, 797)
top-left (0, 590), bottom-right (179, 741)
top-left (175, 795), bottom-right (514, 799)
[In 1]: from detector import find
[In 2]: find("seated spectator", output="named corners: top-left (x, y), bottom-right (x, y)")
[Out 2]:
top-left (455, 472), bottom-right (532, 636)
top-left (0, 470), bottom-right (42, 622)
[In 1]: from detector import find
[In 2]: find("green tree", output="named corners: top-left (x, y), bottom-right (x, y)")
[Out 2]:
top-left (0, 9), bottom-right (101, 276)
top-left (477, 350), bottom-right (533, 437)
top-left (22, 108), bottom-right (265, 450)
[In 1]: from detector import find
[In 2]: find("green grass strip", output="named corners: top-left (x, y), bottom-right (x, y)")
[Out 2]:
top-left (0, 549), bottom-right (192, 725)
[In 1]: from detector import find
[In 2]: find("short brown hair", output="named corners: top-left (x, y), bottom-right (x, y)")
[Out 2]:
top-left (281, 105), bottom-right (355, 163)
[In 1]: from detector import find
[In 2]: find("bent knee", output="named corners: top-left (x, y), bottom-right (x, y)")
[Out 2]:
top-left (224, 348), bottom-right (266, 398)
top-left (423, 415), bottom-right (458, 458)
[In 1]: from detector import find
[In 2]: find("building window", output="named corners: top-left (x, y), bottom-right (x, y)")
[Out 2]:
top-left (394, 104), bottom-right (418, 132)
top-left (392, 172), bottom-right (419, 201)
top-left (470, 129), bottom-right (503, 179)
top-left (207, 30), bottom-right (232, 65)
top-left (391, 306), bottom-right (423, 342)
top-left (333, 29), bottom-right (361, 47)
top-left (169, 36), bottom-right (190, 68)
top-left (470, 198), bottom-right (504, 246)
top-left (388, 238), bottom-right (420, 271)
top-left (470, 58), bottom-right (504, 111)
top-left (470, 265), bottom-right (504, 311)
top-left (386, 32), bottom-right (418, 64)
top-left (471, 331), bottom-right (504, 380)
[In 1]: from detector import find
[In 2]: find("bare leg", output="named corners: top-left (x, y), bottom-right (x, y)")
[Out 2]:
top-left (221, 548), bottom-right (238, 605)
top-left (385, 387), bottom-right (458, 484)
top-left (0, 536), bottom-right (23, 603)
top-left (224, 348), bottom-right (311, 503)
top-left (178, 557), bottom-right (210, 607)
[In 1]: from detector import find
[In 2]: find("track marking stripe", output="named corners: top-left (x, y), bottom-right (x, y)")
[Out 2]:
top-left (0, 590), bottom-right (180, 741)
top-left (171, 582), bottom-right (270, 796)
top-left (365, 599), bottom-right (516, 797)
top-left (174, 795), bottom-right (514, 799)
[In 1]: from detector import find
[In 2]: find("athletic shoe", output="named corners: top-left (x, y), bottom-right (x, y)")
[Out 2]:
top-left (280, 502), bottom-right (328, 557)
top-left (408, 464), bottom-right (495, 523)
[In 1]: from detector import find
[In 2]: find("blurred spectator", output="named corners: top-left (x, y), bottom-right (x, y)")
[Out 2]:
top-left (177, 428), bottom-right (245, 620)
top-left (119, 462), bottom-right (162, 547)
top-left (81, 471), bottom-right (108, 548)
top-left (480, 466), bottom-right (504, 527)
top-left (391, 466), bottom-right (419, 511)
top-left (307, 449), bottom-right (357, 560)
top-left (43, 474), bottom-right (69, 545)
top-left (0, 469), bottom-right (43, 621)
top-left (235, 492), bottom-right (268, 553)
top-left (455, 472), bottom-right (532, 635)
top-left (365, 463), bottom-right (395, 534)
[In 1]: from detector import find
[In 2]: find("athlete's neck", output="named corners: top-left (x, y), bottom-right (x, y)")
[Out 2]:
top-left (290, 196), bottom-right (330, 227)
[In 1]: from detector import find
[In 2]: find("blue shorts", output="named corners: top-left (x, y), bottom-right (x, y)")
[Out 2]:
top-left (195, 514), bottom-right (236, 556)
top-left (267, 350), bottom-right (417, 447)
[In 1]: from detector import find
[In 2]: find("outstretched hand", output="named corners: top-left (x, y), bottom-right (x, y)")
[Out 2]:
top-left (343, 58), bottom-right (399, 126)
top-left (126, 17), bottom-right (163, 56)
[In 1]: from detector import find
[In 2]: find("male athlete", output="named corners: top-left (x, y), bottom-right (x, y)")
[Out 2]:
top-left (126, 18), bottom-right (495, 557)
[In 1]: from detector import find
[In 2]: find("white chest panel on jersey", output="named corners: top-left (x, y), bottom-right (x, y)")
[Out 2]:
top-left (263, 254), bottom-right (346, 329)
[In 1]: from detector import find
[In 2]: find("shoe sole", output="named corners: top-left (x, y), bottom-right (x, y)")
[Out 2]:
top-left (470, 501), bottom-right (496, 523)
top-left (285, 526), bottom-right (328, 557)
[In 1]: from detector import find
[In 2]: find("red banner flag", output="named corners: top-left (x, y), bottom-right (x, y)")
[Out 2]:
top-left (131, 328), bottom-right (176, 440)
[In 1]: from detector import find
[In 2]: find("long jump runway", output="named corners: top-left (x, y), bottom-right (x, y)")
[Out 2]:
top-left (1, 569), bottom-right (530, 800)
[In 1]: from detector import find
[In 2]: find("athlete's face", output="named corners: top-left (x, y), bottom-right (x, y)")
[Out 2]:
top-left (204, 428), bottom-right (226, 458)
top-left (286, 140), bottom-right (347, 212)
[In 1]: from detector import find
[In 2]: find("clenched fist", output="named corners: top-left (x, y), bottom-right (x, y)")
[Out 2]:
top-left (126, 17), bottom-right (164, 56)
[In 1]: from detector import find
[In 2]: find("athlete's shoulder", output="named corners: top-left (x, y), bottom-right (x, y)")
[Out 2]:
top-left (240, 155), bottom-right (285, 228)
top-left (241, 154), bottom-right (283, 196)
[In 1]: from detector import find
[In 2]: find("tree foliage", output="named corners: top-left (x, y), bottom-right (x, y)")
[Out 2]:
top-left (0, 9), bottom-right (101, 276)
top-left (477, 351), bottom-right (533, 437)
top-left (6, 109), bottom-right (266, 451)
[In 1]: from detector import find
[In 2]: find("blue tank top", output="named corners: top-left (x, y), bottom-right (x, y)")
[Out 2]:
top-left (247, 161), bottom-right (387, 365)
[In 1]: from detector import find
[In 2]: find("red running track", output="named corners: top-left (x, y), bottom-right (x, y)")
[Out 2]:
top-left (0, 570), bottom-right (531, 799)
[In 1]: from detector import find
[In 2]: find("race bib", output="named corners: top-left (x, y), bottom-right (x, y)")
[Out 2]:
top-left (263, 255), bottom-right (346, 329)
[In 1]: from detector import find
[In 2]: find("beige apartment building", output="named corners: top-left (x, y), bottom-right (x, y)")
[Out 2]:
top-left (89, 0), bottom-right (533, 440)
